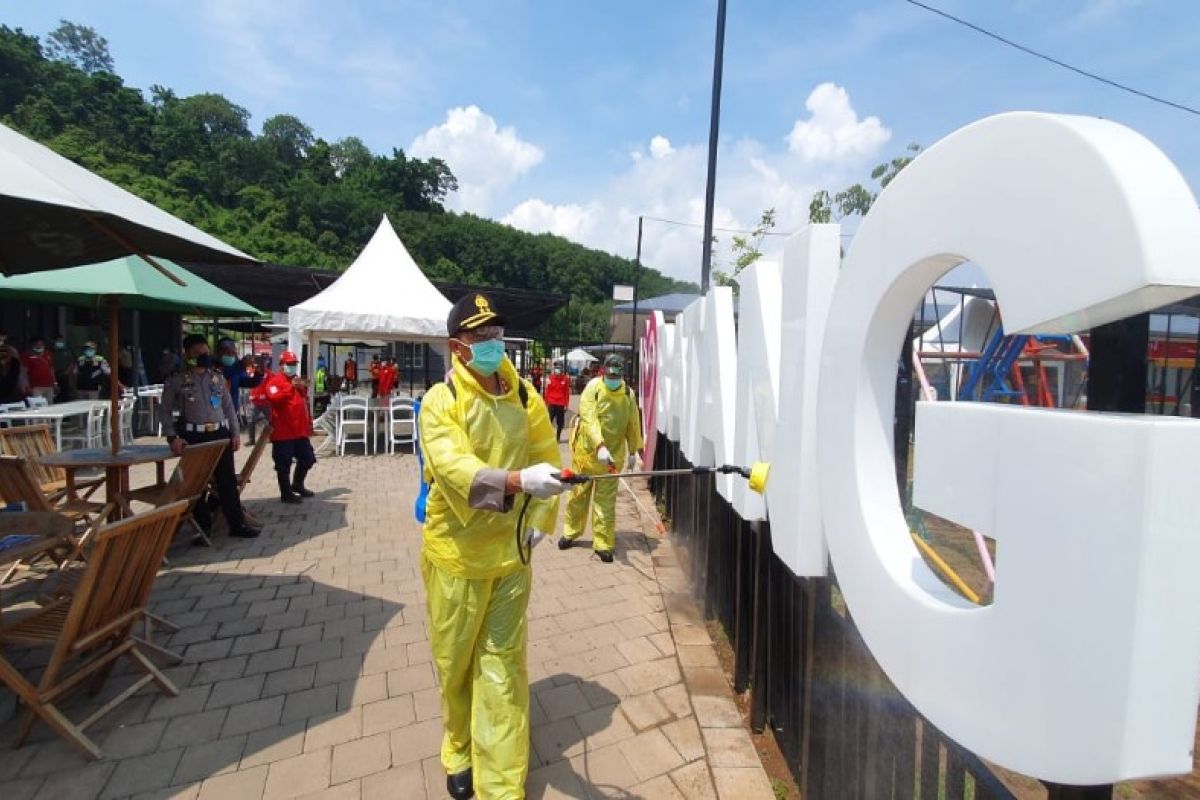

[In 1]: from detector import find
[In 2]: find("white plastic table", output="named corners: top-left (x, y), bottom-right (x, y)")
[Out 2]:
top-left (0, 400), bottom-right (106, 450)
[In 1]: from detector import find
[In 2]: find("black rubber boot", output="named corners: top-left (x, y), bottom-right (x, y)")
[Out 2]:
top-left (278, 472), bottom-right (302, 504)
top-left (446, 769), bottom-right (474, 800)
top-left (597, 550), bottom-right (614, 563)
top-left (291, 465), bottom-right (315, 497)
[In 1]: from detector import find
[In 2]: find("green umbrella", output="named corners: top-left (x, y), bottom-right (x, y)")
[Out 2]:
top-left (0, 255), bottom-right (261, 453)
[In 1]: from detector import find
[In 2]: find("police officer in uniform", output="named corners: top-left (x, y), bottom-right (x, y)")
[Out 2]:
top-left (161, 334), bottom-right (259, 539)
top-left (76, 340), bottom-right (110, 400)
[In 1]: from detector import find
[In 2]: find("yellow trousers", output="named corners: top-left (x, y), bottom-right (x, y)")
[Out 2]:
top-left (421, 555), bottom-right (531, 800)
top-left (563, 473), bottom-right (619, 552)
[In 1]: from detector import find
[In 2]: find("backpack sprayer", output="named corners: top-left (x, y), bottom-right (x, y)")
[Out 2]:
top-left (555, 461), bottom-right (772, 495)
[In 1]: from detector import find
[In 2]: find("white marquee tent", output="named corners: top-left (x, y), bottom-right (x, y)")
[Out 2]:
top-left (287, 215), bottom-right (453, 392)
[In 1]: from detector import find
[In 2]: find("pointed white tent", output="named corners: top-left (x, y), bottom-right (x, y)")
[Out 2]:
top-left (288, 215), bottom-right (451, 350)
top-left (287, 216), bottom-right (453, 403)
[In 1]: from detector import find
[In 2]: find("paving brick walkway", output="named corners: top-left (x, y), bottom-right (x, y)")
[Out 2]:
top-left (0, 437), bottom-right (771, 799)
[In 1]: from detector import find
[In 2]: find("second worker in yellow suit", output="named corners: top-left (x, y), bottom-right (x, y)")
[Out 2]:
top-left (560, 354), bottom-right (644, 563)
top-left (419, 293), bottom-right (566, 800)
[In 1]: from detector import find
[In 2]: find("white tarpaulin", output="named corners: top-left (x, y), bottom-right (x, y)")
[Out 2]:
top-left (565, 348), bottom-right (598, 366)
top-left (0, 121), bottom-right (256, 271)
top-left (287, 215), bottom-right (452, 353)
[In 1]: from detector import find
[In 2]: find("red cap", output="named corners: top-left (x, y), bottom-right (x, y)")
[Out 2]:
top-left (280, 350), bottom-right (299, 364)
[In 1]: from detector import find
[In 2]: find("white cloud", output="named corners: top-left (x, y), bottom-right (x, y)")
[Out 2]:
top-left (410, 106), bottom-right (544, 215)
top-left (786, 82), bottom-right (891, 162)
top-left (649, 135), bottom-right (674, 159)
top-left (503, 199), bottom-right (603, 242)
top-left (500, 83), bottom-right (891, 282)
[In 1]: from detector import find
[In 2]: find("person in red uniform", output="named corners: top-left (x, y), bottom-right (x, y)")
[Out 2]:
top-left (251, 350), bottom-right (317, 505)
top-left (543, 362), bottom-right (571, 441)
top-left (377, 357), bottom-right (398, 397)
top-left (343, 355), bottom-right (358, 390)
top-left (22, 338), bottom-right (56, 404)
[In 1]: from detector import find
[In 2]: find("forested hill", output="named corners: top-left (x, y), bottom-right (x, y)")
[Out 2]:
top-left (0, 23), bottom-right (695, 338)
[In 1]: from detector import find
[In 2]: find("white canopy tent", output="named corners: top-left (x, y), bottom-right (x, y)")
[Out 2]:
top-left (565, 348), bottom-right (598, 367)
top-left (287, 215), bottom-right (453, 403)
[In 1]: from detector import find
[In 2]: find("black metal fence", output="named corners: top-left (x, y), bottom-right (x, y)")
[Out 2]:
top-left (652, 433), bottom-right (1020, 799)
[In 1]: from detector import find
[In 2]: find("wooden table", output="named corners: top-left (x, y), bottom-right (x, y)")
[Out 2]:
top-left (0, 511), bottom-right (74, 608)
top-left (0, 400), bottom-right (107, 450)
top-left (39, 445), bottom-right (176, 520)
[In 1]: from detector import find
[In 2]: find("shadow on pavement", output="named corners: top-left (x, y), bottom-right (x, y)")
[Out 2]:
top-left (0, 570), bottom-right (404, 796)
top-left (528, 674), bottom-right (642, 800)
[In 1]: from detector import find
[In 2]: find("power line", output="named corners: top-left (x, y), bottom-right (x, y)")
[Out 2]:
top-left (641, 215), bottom-right (855, 238)
top-left (903, 0), bottom-right (1200, 118)
top-left (641, 215), bottom-right (791, 237)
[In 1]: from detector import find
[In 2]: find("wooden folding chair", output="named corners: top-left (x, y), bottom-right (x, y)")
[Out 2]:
top-left (236, 428), bottom-right (271, 527)
top-left (0, 425), bottom-right (104, 507)
top-left (128, 440), bottom-right (227, 548)
top-left (0, 500), bottom-right (190, 759)
top-left (0, 455), bottom-right (113, 584)
top-left (237, 427), bottom-right (271, 495)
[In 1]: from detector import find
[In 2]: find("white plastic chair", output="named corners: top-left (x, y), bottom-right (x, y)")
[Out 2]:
top-left (387, 397), bottom-right (416, 454)
top-left (119, 396), bottom-right (136, 444)
top-left (136, 386), bottom-right (158, 435)
top-left (62, 404), bottom-right (106, 449)
top-left (336, 396), bottom-right (369, 456)
top-left (0, 402), bottom-right (25, 430)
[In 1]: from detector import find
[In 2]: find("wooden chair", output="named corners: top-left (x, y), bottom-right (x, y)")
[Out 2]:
top-left (237, 427), bottom-right (271, 495)
top-left (236, 428), bottom-right (271, 528)
top-left (0, 500), bottom-right (189, 759)
top-left (0, 425), bottom-right (102, 505)
top-left (128, 439), bottom-right (227, 548)
top-left (0, 455), bottom-right (112, 583)
top-left (42, 444), bottom-right (224, 664)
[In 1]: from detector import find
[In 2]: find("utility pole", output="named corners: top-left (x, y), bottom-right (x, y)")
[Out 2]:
top-left (631, 215), bottom-right (643, 390)
top-left (699, 0), bottom-right (728, 293)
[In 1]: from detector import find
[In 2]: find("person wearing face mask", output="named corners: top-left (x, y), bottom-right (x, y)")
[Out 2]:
top-left (559, 354), bottom-right (644, 563)
top-left (0, 343), bottom-right (28, 404)
top-left (161, 334), bottom-right (259, 539)
top-left (217, 337), bottom-right (261, 436)
top-left (50, 334), bottom-right (75, 402)
top-left (22, 338), bottom-right (57, 404)
top-left (419, 293), bottom-right (566, 799)
top-left (543, 361), bottom-right (571, 442)
top-left (250, 350), bottom-right (316, 504)
top-left (75, 341), bottom-right (110, 400)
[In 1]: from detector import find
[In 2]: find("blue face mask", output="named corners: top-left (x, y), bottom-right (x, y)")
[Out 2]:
top-left (464, 338), bottom-right (505, 377)
top-left (220, 355), bottom-right (237, 367)
top-left (83, 348), bottom-right (96, 358)
top-left (604, 377), bottom-right (623, 391)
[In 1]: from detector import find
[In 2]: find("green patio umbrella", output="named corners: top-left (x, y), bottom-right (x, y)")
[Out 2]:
top-left (0, 255), bottom-right (261, 453)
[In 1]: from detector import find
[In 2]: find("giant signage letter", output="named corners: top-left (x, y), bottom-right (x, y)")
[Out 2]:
top-left (817, 112), bottom-right (1200, 782)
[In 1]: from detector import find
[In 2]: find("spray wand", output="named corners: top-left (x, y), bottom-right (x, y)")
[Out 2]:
top-left (555, 461), bottom-right (771, 495)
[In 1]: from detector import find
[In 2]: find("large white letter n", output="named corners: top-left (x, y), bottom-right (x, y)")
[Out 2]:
top-left (817, 112), bottom-right (1200, 784)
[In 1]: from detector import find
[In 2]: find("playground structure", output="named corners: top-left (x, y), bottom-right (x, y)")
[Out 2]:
top-left (909, 286), bottom-right (1090, 408)
top-left (907, 288), bottom-right (1200, 603)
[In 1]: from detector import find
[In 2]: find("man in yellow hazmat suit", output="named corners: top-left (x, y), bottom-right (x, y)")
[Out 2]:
top-left (559, 354), bottom-right (644, 563)
top-left (419, 293), bottom-right (566, 799)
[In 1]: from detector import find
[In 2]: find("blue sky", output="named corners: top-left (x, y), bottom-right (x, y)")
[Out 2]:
top-left (4, 0), bottom-right (1199, 281)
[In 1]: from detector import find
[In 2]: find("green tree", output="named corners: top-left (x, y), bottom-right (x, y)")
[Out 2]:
top-left (0, 21), bottom-right (696, 339)
top-left (809, 144), bottom-right (922, 223)
top-left (713, 209), bottom-right (776, 289)
top-left (44, 20), bottom-right (113, 74)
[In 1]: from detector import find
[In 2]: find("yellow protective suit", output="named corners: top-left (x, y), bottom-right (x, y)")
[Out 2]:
top-left (418, 354), bottom-right (561, 799)
top-left (563, 377), bottom-right (644, 552)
